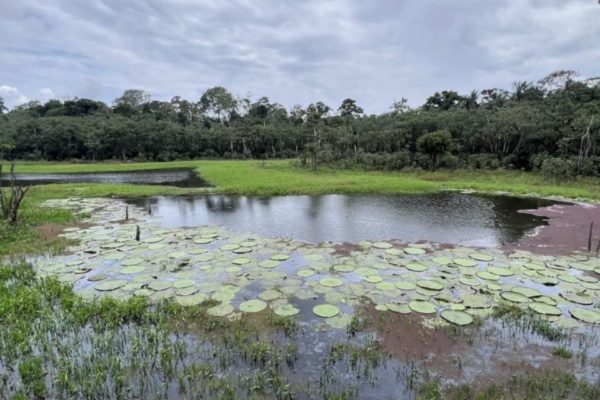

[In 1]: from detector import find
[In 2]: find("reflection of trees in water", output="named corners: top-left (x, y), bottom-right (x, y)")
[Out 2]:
top-left (204, 195), bottom-right (240, 212)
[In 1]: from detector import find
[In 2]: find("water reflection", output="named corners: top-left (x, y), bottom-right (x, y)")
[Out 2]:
top-left (0, 168), bottom-right (209, 188)
top-left (132, 193), bottom-right (560, 247)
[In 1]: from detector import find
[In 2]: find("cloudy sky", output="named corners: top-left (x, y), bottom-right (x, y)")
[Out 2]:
top-left (1, 0), bottom-right (599, 113)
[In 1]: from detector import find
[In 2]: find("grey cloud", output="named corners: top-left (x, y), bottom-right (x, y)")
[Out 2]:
top-left (0, 0), bottom-right (598, 112)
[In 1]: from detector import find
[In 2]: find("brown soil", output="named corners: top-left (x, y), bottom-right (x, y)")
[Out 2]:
top-left (516, 202), bottom-right (600, 255)
top-left (34, 222), bottom-right (92, 249)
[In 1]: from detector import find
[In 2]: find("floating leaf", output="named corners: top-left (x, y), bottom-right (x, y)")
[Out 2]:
top-left (239, 299), bottom-right (267, 313)
top-left (273, 303), bottom-right (300, 317)
top-left (454, 258), bottom-right (477, 267)
top-left (95, 280), bottom-right (127, 291)
top-left (319, 277), bottom-right (343, 287)
top-left (406, 263), bottom-right (428, 272)
top-left (441, 310), bottom-right (473, 326)
top-left (469, 253), bottom-right (494, 262)
top-left (409, 300), bottom-right (437, 314)
top-left (500, 291), bottom-right (529, 303)
top-left (417, 280), bottom-right (444, 291)
top-left (569, 308), bottom-right (600, 323)
top-left (313, 304), bottom-right (340, 318)
top-left (529, 302), bottom-right (561, 316)
top-left (207, 303), bottom-right (234, 317)
top-left (404, 247), bottom-right (426, 255)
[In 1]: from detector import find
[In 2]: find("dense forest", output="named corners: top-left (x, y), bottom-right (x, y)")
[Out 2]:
top-left (0, 70), bottom-right (599, 177)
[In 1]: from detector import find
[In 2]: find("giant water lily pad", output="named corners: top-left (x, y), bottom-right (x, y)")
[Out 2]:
top-left (406, 263), bottom-right (428, 272)
top-left (528, 302), bottom-right (562, 316)
top-left (560, 292), bottom-right (593, 305)
top-left (95, 280), bottom-right (127, 291)
top-left (121, 257), bottom-right (144, 266)
top-left (258, 289), bottom-right (283, 301)
top-left (232, 257), bottom-right (251, 265)
top-left (416, 280), bottom-right (444, 291)
top-left (387, 303), bottom-right (411, 314)
top-left (569, 308), bottom-right (600, 323)
top-left (364, 275), bottom-right (383, 283)
top-left (207, 303), bottom-right (234, 317)
top-left (313, 304), bottom-right (340, 318)
top-left (176, 293), bottom-right (207, 306)
top-left (404, 247), bottom-right (426, 255)
top-left (373, 241), bottom-right (393, 249)
top-left (463, 294), bottom-right (489, 308)
top-left (441, 310), bottom-right (473, 326)
top-left (273, 303), bottom-right (300, 317)
top-left (120, 265), bottom-right (145, 274)
top-left (320, 277), bottom-right (343, 287)
top-left (176, 286), bottom-right (199, 296)
top-left (297, 269), bottom-right (315, 277)
top-left (487, 266), bottom-right (514, 277)
top-left (239, 299), bottom-right (267, 313)
top-left (396, 281), bottom-right (416, 290)
top-left (88, 273), bottom-right (107, 282)
top-left (271, 253), bottom-right (290, 261)
top-left (173, 279), bottom-right (195, 289)
top-left (149, 281), bottom-right (172, 291)
top-left (454, 258), bottom-right (478, 267)
top-left (469, 253), bottom-right (494, 262)
top-left (259, 260), bottom-right (280, 269)
top-left (500, 291), bottom-right (529, 303)
top-left (409, 300), bottom-right (437, 314)
top-left (325, 314), bottom-right (353, 329)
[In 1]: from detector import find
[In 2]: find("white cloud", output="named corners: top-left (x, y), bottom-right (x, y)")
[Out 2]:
top-left (0, 85), bottom-right (29, 108)
top-left (0, 0), bottom-right (598, 113)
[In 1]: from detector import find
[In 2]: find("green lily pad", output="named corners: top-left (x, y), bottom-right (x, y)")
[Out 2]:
top-left (259, 289), bottom-right (283, 301)
top-left (487, 266), bottom-right (514, 277)
top-left (364, 275), bottom-right (383, 283)
top-left (441, 310), bottom-right (473, 326)
top-left (454, 258), bottom-right (478, 267)
top-left (120, 265), bottom-right (145, 274)
top-left (173, 279), bottom-right (195, 289)
top-left (88, 274), bottom-right (106, 282)
top-left (469, 253), bottom-right (494, 262)
top-left (459, 277), bottom-right (480, 287)
top-left (500, 291), bottom-right (529, 303)
top-left (273, 303), bottom-right (300, 317)
top-left (560, 292), bottom-right (593, 305)
top-left (404, 247), bottom-right (426, 255)
top-left (271, 253), bottom-right (290, 261)
top-left (387, 303), bottom-right (411, 314)
top-left (569, 308), bottom-right (600, 323)
top-left (176, 293), bottom-right (207, 306)
top-left (325, 314), bottom-right (353, 329)
top-left (95, 280), bottom-right (127, 291)
top-left (333, 264), bottom-right (354, 273)
top-left (409, 300), bottom-right (437, 314)
top-left (176, 286), bottom-right (199, 296)
top-left (320, 277), bottom-right (343, 287)
top-left (239, 299), bottom-right (267, 313)
top-left (511, 287), bottom-right (542, 298)
top-left (207, 303), bottom-right (234, 317)
top-left (463, 294), bottom-right (489, 308)
top-left (313, 304), bottom-right (340, 318)
top-left (373, 241), bottom-right (393, 249)
top-left (232, 257), bottom-right (251, 265)
top-left (529, 302), bottom-right (562, 316)
top-left (432, 257), bottom-right (452, 265)
top-left (396, 281), bottom-right (416, 290)
top-left (297, 269), bottom-right (316, 277)
top-left (406, 263), bottom-right (428, 272)
top-left (259, 260), bottom-right (280, 269)
top-left (375, 281), bottom-right (396, 291)
top-left (149, 281), bottom-right (173, 291)
top-left (416, 280), bottom-right (444, 291)
top-left (121, 257), bottom-right (144, 266)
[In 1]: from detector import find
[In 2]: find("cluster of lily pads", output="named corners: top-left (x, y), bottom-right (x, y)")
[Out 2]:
top-left (37, 197), bottom-right (600, 330)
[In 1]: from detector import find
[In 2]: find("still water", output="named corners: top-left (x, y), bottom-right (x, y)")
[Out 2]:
top-left (0, 168), bottom-right (208, 188)
top-left (131, 192), bottom-right (559, 247)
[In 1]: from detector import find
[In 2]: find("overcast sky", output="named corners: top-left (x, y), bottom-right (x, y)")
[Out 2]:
top-left (1, 0), bottom-right (599, 113)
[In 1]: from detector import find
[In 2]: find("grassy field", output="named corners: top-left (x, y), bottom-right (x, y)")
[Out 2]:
top-left (11, 159), bottom-right (600, 200)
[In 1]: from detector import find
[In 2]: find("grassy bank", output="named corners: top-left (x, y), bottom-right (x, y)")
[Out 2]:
top-left (11, 159), bottom-right (600, 200)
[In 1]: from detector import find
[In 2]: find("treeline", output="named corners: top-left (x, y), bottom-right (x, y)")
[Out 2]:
top-left (0, 70), bottom-right (599, 177)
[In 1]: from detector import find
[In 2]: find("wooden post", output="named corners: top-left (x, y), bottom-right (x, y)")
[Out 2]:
top-left (147, 204), bottom-right (152, 215)
top-left (125, 205), bottom-right (129, 221)
top-left (135, 225), bottom-right (140, 241)
top-left (588, 222), bottom-right (594, 252)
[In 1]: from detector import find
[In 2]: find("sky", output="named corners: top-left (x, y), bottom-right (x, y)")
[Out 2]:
top-left (1, 0), bottom-right (599, 113)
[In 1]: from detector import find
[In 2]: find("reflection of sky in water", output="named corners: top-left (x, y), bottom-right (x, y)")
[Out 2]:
top-left (0, 169), bottom-right (208, 188)
top-left (132, 193), bottom-right (558, 247)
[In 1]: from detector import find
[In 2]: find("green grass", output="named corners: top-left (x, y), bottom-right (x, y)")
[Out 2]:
top-left (9, 159), bottom-right (600, 200)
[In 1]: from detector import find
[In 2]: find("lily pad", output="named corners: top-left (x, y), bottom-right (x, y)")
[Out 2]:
top-left (500, 291), bottom-right (529, 303)
top-left (320, 277), bottom-right (343, 288)
top-left (469, 253), bottom-right (494, 262)
top-left (373, 241), bottom-right (393, 249)
top-left (149, 281), bottom-right (173, 291)
top-left (95, 280), bottom-right (127, 291)
top-left (271, 253), bottom-right (290, 261)
top-left (207, 303), bottom-right (234, 317)
top-left (313, 304), bottom-right (340, 318)
top-left (120, 265), bottom-right (145, 274)
top-left (529, 302), bottom-right (562, 316)
top-left (239, 299), bottom-right (267, 313)
top-left (273, 303), bottom-right (300, 317)
top-left (416, 280), bottom-right (444, 291)
top-left (396, 281), bottom-right (416, 290)
top-left (441, 310), bottom-right (473, 326)
top-left (560, 292), bottom-right (593, 305)
top-left (569, 308), bottom-right (600, 323)
top-left (408, 300), bottom-right (437, 314)
top-left (259, 260), bottom-right (280, 269)
top-left (454, 258), bottom-right (478, 267)
top-left (404, 247), bottom-right (426, 255)
top-left (406, 263), bottom-right (428, 272)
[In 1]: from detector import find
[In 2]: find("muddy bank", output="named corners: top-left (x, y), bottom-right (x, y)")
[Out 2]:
top-left (517, 202), bottom-right (600, 255)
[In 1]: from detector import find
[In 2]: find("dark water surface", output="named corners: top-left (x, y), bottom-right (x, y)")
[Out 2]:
top-left (131, 193), bottom-right (560, 247)
top-left (0, 168), bottom-right (209, 188)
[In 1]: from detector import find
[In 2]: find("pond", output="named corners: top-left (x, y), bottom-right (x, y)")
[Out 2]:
top-left (0, 168), bottom-right (209, 188)
top-left (131, 192), bottom-right (560, 247)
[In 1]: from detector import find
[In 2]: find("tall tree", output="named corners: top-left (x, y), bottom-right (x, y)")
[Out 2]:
top-left (0, 96), bottom-right (6, 114)
top-left (306, 102), bottom-right (330, 170)
top-left (199, 86), bottom-right (237, 122)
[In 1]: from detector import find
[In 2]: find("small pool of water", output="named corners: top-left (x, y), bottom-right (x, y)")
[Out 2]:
top-left (130, 193), bottom-right (560, 247)
top-left (0, 168), bottom-right (209, 188)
